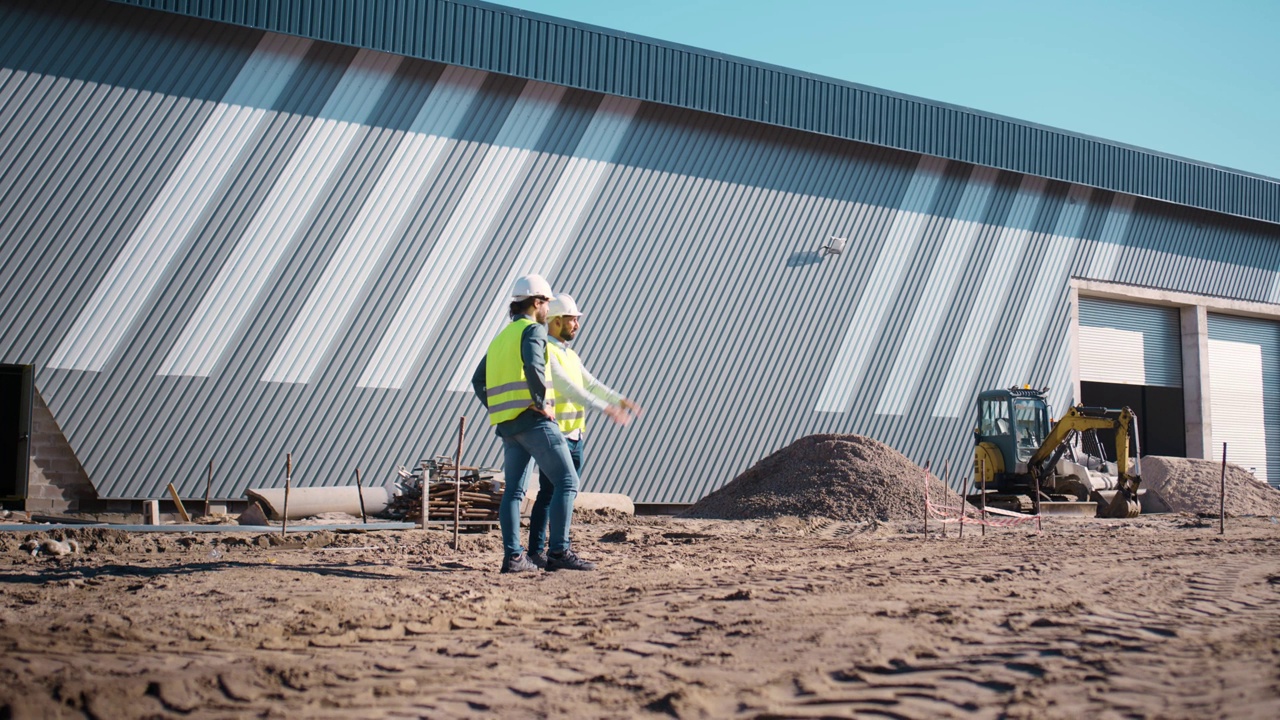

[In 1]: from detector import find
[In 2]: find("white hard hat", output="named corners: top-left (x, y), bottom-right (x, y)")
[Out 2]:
top-left (548, 294), bottom-right (583, 319)
top-left (510, 274), bottom-right (553, 301)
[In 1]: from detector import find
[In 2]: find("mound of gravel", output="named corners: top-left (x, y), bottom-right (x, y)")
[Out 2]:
top-left (1142, 456), bottom-right (1280, 516)
top-left (681, 434), bottom-right (959, 522)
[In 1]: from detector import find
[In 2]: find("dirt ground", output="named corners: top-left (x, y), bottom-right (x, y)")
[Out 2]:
top-left (1, 513), bottom-right (1278, 719)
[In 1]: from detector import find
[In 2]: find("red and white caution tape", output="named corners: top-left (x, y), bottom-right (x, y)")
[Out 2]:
top-left (923, 470), bottom-right (1041, 528)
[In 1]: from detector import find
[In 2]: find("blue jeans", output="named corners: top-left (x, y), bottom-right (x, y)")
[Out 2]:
top-left (529, 436), bottom-right (583, 556)
top-left (498, 419), bottom-right (579, 556)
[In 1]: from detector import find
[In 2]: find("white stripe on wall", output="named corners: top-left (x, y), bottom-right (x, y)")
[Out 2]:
top-left (993, 183), bottom-right (1091, 388)
top-left (873, 166), bottom-right (998, 416)
top-left (1084, 193), bottom-right (1135, 281)
top-left (814, 155), bottom-right (947, 414)
top-left (48, 33), bottom-right (312, 372)
top-left (931, 175), bottom-right (1048, 418)
top-left (159, 49), bottom-right (402, 378)
top-left (445, 95), bottom-right (640, 392)
top-left (260, 66), bottom-right (487, 385)
top-left (357, 81), bottom-right (567, 390)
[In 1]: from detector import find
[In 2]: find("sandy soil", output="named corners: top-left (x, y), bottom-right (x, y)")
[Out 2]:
top-left (683, 435), bottom-right (961, 522)
top-left (1, 514), bottom-right (1278, 719)
top-left (1142, 456), bottom-right (1280, 516)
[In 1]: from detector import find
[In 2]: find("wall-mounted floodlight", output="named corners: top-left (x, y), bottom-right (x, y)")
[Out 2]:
top-left (820, 236), bottom-right (846, 257)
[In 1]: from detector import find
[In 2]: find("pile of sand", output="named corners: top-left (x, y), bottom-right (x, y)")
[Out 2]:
top-left (1142, 456), bottom-right (1280, 516)
top-left (681, 434), bottom-right (958, 522)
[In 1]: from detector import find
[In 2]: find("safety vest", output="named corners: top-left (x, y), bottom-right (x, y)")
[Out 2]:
top-left (485, 318), bottom-right (555, 425)
top-left (548, 341), bottom-right (586, 434)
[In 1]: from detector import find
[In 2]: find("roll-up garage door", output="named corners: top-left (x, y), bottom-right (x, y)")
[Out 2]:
top-left (1078, 297), bottom-right (1182, 387)
top-left (1207, 314), bottom-right (1280, 487)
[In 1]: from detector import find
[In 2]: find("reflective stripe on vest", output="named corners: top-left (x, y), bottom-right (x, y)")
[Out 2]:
top-left (548, 342), bottom-right (586, 434)
top-left (485, 318), bottom-right (555, 425)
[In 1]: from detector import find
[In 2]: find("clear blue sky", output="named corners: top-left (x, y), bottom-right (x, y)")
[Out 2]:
top-left (497, 0), bottom-right (1280, 181)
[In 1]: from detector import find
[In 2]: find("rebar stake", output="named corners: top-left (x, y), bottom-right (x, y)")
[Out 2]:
top-left (454, 416), bottom-right (467, 551)
top-left (941, 459), bottom-right (950, 539)
top-left (282, 453), bottom-right (292, 538)
top-left (959, 461), bottom-right (974, 540)
top-left (980, 456), bottom-right (987, 538)
top-left (354, 467), bottom-right (367, 524)
top-left (205, 460), bottom-right (212, 518)
top-left (922, 460), bottom-right (931, 541)
top-left (1219, 442), bottom-right (1228, 536)
top-left (420, 462), bottom-right (430, 530)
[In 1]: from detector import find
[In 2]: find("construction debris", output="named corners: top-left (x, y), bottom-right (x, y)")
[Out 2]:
top-left (387, 457), bottom-right (503, 523)
top-left (19, 538), bottom-right (81, 557)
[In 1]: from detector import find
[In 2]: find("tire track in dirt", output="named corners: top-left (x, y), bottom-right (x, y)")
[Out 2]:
top-left (2, 518), bottom-right (1278, 718)
top-left (764, 546), bottom-right (1280, 719)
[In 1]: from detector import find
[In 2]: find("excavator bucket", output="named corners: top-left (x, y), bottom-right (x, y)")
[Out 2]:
top-left (1097, 477), bottom-right (1143, 519)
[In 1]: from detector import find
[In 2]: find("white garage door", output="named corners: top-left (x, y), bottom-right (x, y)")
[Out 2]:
top-left (1207, 314), bottom-right (1280, 487)
top-left (1078, 297), bottom-right (1182, 387)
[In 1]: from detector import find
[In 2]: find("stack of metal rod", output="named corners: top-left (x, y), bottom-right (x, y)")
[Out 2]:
top-left (387, 456), bottom-right (502, 523)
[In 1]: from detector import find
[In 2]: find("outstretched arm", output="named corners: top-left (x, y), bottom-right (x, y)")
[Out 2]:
top-left (549, 353), bottom-right (631, 425)
top-left (581, 364), bottom-right (642, 417)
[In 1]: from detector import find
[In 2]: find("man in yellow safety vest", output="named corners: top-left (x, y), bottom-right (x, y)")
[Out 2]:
top-left (471, 274), bottom-right (595, 573)
top-left (526, 293), bottom-right (642, 567)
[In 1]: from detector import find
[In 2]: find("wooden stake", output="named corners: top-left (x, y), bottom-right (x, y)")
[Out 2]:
top-left (282, 453), bottom-right (292, 538)
top-left (354, 467), bottom-right (367, 524)
top-left (1219, 442), bottom-right (1228, 536)
top-left (166, 482), bottom-right (190, 523)
top-left (205, 460), bottom-right (212, 518)
top-left (454, 416), bottom-right (467, 551)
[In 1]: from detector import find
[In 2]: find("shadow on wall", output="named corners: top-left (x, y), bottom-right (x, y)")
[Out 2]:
top-left (786, 251), bottom-right (825, 268)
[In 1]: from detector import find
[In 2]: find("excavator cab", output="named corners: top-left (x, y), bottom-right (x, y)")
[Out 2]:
top-left (975, 388), bottom-right (1051, 477)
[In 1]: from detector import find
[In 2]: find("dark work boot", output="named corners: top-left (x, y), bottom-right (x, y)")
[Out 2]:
top-left (528, 551), bottom-right (548, 569)
top-left (500, 552), bottom-right (538, 574)
top-left (546, 549), bottom-right (596, 572)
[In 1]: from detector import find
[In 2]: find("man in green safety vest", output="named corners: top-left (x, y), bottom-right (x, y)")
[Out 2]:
top-left (470, 274), bottom-right (595, 573)
top-left (526, 293), bottom-right (642, 567)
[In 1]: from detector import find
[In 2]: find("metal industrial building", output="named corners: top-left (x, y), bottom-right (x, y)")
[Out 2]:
top-left (3, 0), bottom-right (1280, 515)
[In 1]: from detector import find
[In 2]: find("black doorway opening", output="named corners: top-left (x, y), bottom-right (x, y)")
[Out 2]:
top-left (0, 365), bottom-right (31, 503)
top-left (1080, 381), bottom-right (1186, 460)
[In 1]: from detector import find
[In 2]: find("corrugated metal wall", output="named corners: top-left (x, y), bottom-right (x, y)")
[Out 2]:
top-left (4, 0), bottom-right (1280, 502)
top-left (103, 0), bottom-right (1280, 227)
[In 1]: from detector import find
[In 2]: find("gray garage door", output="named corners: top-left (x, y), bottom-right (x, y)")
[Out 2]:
top-left (1078, 297), bottom-right (1182, 387)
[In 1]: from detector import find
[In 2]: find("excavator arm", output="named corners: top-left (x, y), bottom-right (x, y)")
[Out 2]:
top-left (1029, 405), bottom-right (1142, 518)
top-left (1030, 406), bottom-right (1138, 475)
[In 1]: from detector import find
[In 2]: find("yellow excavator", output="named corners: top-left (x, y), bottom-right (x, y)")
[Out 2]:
top-left (972, 387), bottom-right (1143, 518)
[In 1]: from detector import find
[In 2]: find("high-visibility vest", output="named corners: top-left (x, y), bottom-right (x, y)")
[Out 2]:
top-left (485, 318), bottom-right (555, 425)
top-left (548, 342), bottom-right (586, 434)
